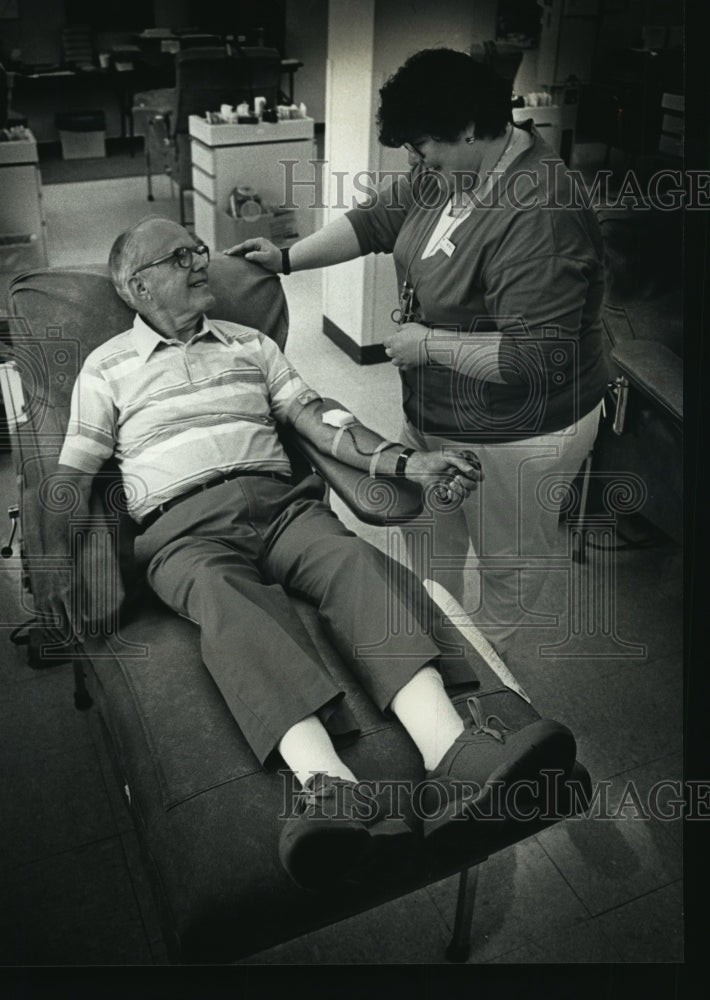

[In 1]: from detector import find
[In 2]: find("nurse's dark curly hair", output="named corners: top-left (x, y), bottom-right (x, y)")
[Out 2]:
top-left (377, 48), bottom-right (513, 147)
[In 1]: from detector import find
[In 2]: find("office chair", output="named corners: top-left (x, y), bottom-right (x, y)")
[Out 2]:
top-left (236, 45), bottom-right (283, 105)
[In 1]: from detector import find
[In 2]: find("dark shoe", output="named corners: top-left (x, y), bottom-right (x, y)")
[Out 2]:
top-left (279, 773), bottom-right (414, 891)
top-left (421, 693), bottom-right (576, 851)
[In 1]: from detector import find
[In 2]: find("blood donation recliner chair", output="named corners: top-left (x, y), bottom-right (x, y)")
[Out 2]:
top-left (0, 254), bottom-right (590, 964)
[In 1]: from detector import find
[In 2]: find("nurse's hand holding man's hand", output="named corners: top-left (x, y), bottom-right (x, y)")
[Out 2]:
top-left (406, 448), bottom-right (483, 500)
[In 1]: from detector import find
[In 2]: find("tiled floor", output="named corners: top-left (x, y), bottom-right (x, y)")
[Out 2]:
top-left (0, 174), bottom-right (684, 968)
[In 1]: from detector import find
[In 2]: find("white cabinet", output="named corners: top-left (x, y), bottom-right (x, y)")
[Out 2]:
top-left (0, 132), bottom-right (48, 286)
top-left (188, 116), bottom-right (317, 251)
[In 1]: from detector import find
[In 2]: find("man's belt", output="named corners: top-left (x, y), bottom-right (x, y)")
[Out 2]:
top-left (140, 469), bottom-right (292, 531)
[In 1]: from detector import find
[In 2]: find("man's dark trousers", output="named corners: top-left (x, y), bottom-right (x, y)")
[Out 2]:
top-left (134, 473), bottom-right (443, 765)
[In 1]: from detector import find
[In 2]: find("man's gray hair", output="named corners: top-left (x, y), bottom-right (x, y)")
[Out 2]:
top-left (108, 216), bottom-right (161, 305)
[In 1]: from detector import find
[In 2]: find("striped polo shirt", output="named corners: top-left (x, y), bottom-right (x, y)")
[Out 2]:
top-left (58, 314), bottom-right (322, 523)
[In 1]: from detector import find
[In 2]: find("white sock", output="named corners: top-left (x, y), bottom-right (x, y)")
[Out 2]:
top-left (390, 665), bottom-right (465, 773)
top-left (278, 715), bottom-right (358, 788)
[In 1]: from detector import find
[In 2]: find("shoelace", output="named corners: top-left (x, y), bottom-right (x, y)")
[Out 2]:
top-left (295, 774), bottom-right (332, 809)
top-left (466, 696), bottom-right (509, 744)
top-left (294, 773), bottom-right (353, 812)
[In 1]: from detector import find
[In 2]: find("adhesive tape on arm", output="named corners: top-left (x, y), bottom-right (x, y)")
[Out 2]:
top-left (322, 408), bottom-right (356, 428)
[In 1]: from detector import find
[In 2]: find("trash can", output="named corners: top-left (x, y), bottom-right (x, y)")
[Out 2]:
top-left (56, 110), bottom-right (107, 159)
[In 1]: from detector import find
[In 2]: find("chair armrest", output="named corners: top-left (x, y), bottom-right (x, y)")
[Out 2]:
top-left (610, 341), bottom-right (683, 424)
top-left (281, 427), bottom-right (423, 526)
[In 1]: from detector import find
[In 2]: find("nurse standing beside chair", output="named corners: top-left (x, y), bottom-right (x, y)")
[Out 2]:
top-left (227, 47), bottom-right (608, 659)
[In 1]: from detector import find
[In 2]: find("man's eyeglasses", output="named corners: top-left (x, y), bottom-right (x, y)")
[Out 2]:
top-left (132, 244), bottom-right (210, 277)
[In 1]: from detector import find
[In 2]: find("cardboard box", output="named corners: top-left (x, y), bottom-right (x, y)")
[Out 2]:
top-left (58, 129), bottom-right (106, 159)
top-left (56, 112), bottom-right (107, 159)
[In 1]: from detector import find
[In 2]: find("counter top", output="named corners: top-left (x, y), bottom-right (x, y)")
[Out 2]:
top-left (189, 115), bottom-right (314, 147)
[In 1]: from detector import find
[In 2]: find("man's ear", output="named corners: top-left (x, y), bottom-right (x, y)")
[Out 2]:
top-left (130, 275), bottom-right (151, 301)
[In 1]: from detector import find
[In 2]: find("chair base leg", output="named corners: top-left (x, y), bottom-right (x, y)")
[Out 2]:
top-left (445, 864), bottom-right (480, 963)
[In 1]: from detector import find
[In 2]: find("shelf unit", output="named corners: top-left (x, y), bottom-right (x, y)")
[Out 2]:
top-left (188, 115), bottom-right (316, 251)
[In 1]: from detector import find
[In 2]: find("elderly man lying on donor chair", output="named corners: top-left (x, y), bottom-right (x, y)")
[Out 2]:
top-left (41, 215), bottom-right (577, 891)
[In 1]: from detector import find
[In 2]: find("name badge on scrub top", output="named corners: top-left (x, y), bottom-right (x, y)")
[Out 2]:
top-left (439, 237), bottom-right (456, 257)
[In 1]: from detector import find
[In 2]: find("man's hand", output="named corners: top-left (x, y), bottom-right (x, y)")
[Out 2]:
top-left (34, 554), bottom-right (121, 640)
top-left (383, 322), bottom-right (430, 370)
top-left (223, 237), bottom-right (282, 272)
top-left (405, 448), bottom-right (483, 500)
top-left (37, 464), bottom-right (100, 638)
